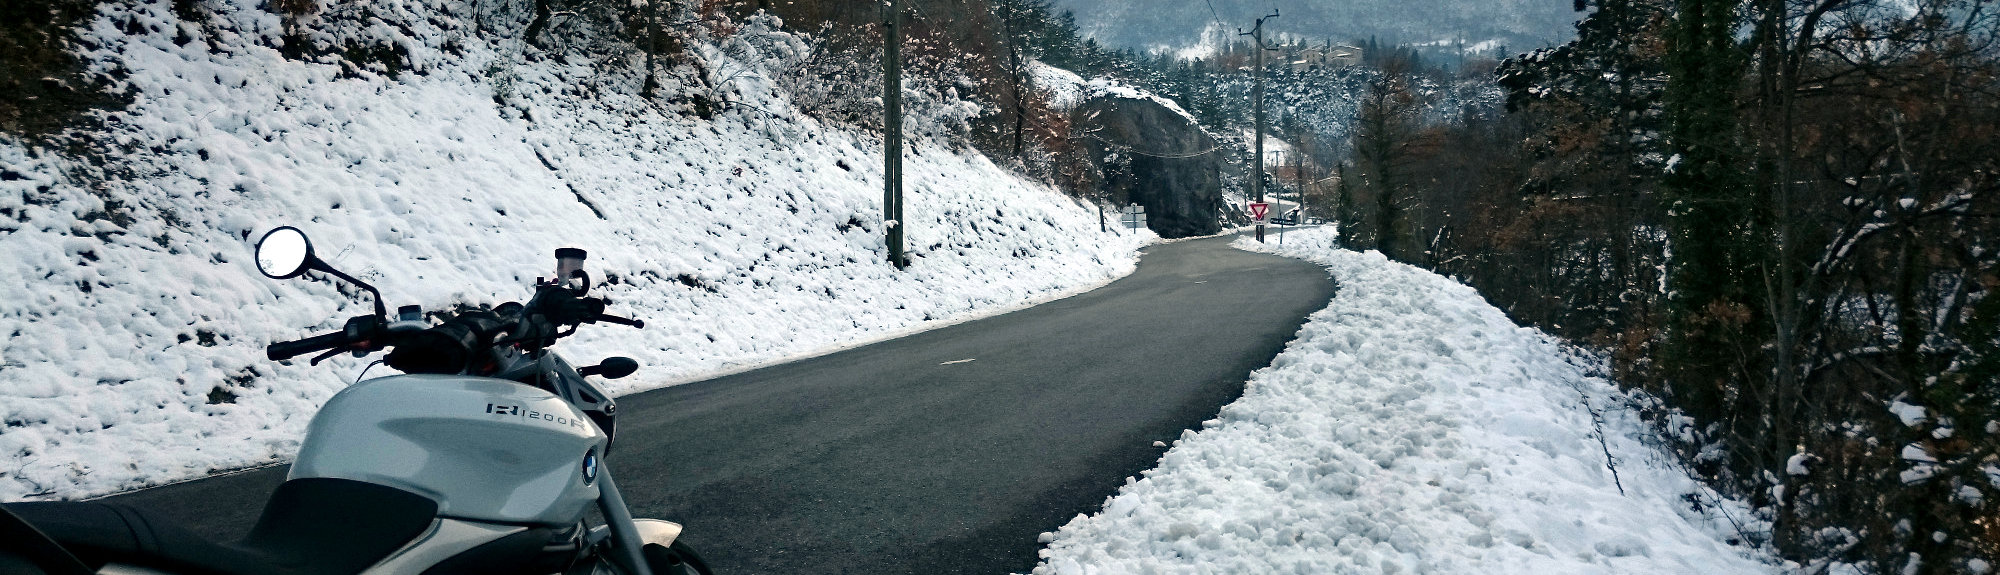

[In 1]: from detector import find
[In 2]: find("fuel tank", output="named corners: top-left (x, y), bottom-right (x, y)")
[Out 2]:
top-left (291, 375), bottom-right (608, 526)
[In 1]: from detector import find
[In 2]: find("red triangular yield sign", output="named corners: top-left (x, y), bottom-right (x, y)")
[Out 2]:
top-left (1249, 203), bottom-right (1269, 220)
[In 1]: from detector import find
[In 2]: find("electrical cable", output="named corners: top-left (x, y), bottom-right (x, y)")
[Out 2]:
top-left (1009, 97), bottom-right (1230, 159)
top-left (1076, 132), bottom-right (1223, 158)
top-left (1203, 0), bottom-right (1228, 34)
top-left (858, 3), bottom-right (1235, 161)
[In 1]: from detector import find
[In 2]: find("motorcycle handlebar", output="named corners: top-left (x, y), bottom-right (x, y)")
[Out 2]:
top-left (270, 286), bottom-right (644, 371)
top-left (267, 331), bottom-right (351, 361)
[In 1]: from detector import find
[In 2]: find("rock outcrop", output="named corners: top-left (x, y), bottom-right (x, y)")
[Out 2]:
top-left (1073, 95), bottom-right (1223, 238)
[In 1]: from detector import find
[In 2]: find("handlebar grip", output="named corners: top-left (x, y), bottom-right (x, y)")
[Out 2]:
top-left (268, 331), bottom-right (351, 361)
top-left (596, 314), bottom-right (644, 329)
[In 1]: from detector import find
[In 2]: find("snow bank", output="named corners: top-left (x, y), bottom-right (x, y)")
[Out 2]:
top-left (1027, 227), bottom-right (1774, 574)
top-left (0, 1), bottom-right (1149, 500)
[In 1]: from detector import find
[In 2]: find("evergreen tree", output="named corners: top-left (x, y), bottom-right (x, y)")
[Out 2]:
top-left (1043, 10), bottom-right (1083, 69)
top-left (1658, 0), bottom-right (1754, 418)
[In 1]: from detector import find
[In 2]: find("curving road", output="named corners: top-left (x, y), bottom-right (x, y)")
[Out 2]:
top-left (104, 233), bottom-right (1334, 574)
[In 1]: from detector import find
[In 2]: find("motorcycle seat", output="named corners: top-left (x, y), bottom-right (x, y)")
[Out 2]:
top-left (5, 478), bottom-right (438, 575)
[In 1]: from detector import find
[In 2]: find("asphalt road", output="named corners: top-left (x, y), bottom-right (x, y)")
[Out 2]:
top-left (104, 233), bottom-right (1334, 574)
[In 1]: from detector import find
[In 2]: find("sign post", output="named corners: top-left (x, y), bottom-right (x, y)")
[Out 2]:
top-left (1119, 204), bottom-right (1147, 232)
top-left (1241, 10), bottom-right (1279, 243)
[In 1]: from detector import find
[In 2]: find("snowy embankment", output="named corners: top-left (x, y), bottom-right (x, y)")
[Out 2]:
top-left (0, 2), bottom-right (1150, 500)
top-left (1029, 227), bottom-right (1774, 574)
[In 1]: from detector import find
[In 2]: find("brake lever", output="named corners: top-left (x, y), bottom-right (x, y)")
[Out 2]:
top-left (309, 346), bottom-right (347, 366)
top-left (594, 314), bottom-right (644, 329)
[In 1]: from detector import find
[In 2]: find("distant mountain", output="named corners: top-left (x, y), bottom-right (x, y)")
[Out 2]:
top-left (1050, 0), bottom-right (1581, 59)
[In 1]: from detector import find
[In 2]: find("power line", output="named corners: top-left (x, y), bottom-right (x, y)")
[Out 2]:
top-left (1076, 132), bottom-right (1223, 159)
top-left (1203, 0), bottom-right (1227, 31)
top-left (1007, 97), bottom-right (1228, 159)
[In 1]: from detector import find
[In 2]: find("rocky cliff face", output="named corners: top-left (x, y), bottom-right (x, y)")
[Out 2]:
top-left (1074, 96), bottom-right (1222, 238)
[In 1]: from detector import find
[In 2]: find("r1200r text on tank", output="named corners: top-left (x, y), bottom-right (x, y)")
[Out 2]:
top-left (0, 226), bottom-right (713, 575)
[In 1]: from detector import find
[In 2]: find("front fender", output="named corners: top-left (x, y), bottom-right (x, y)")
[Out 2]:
top-left (631, 519), bottom-right (682, 548)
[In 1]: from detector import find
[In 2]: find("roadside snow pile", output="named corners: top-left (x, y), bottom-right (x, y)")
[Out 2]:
top-left (1027, 227), bottom-right (1774, 574)
top-left (0, 2), bottom-right (1149, 500)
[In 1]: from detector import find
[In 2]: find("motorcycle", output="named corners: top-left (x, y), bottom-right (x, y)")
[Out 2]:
top-left (1, 226), bottom-right (711, 575)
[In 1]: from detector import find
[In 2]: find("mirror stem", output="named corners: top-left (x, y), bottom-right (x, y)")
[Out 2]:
top-left (309, 260), bottom-right (389, 318)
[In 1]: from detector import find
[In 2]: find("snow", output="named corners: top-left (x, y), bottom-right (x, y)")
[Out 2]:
top-left (1083, 79), bottom-right (1200, 123)
top-left (1465, 39), bottom-right (1505, 54)
top-left (1028, 61), bottom-right (1199, 125)
top-left (0, 1), bottom-right (1150, 500)
top-left (1029, 61), bottom-right (1088, 112)
top-left (1957, 485), bottom-right (1984, 506)
top-left (1900, 444), bottom-right (1940, 484)
top-left (1786, 452), bottom-right (1813, 476)
top-left (1889, 400), bottom-right (1928, 427)
top-left (1027, 227), bottom-right (1775, 574)
top-left (1248, 129), bottom-right (1293, 157)
top-left (1900, 444), bottom-right (1937, 463)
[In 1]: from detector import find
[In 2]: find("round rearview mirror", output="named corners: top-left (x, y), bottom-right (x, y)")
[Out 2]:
top-left (578, 357), bottom-right (640, 379)
top-left (255, 226), bottom-right (314, 279)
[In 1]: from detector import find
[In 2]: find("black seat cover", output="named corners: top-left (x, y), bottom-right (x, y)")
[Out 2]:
top-left (5, 478), bottom-right (439, 575)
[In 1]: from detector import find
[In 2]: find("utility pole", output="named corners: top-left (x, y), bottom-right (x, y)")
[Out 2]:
top-left (882, 0), bottom-right (906, 269)
top-left (1296, 148), bottom-right (1308, 224)
top-left (1240, 9), bottom-right (1279, 242)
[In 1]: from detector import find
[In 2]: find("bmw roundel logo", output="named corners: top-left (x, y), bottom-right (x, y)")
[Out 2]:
top-left (582, 451), bottom-right (599, 484)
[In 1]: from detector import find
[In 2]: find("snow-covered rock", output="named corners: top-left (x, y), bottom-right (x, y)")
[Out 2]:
top-left (1029, 61), bottom-right (1198, 125)
top-left (1029, 61), bottom-right (1222, 238)
top-left (1029, 62), bottom-right (1089, 112)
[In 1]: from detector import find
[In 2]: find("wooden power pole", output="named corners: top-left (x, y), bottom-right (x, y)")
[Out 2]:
top-left (883, 0), bottom-right (906, 269)
top-left (1241, 10), bottom-right (1279, 242)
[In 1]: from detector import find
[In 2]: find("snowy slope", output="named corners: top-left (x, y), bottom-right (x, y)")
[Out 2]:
top-left (0, 2), bottom-right (1149, 500)
top-left (1027, 227), bottom-right (1775, 574)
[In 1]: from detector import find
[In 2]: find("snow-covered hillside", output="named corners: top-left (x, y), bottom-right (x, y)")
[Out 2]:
top-left (0, 1), bottom-right (1149, 500)
top-left (1028, 227), bottom-right (1776, 574)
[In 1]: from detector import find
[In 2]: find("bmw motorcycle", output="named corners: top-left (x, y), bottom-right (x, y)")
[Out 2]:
top-left (1, 226), bottom-right (711, 575)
